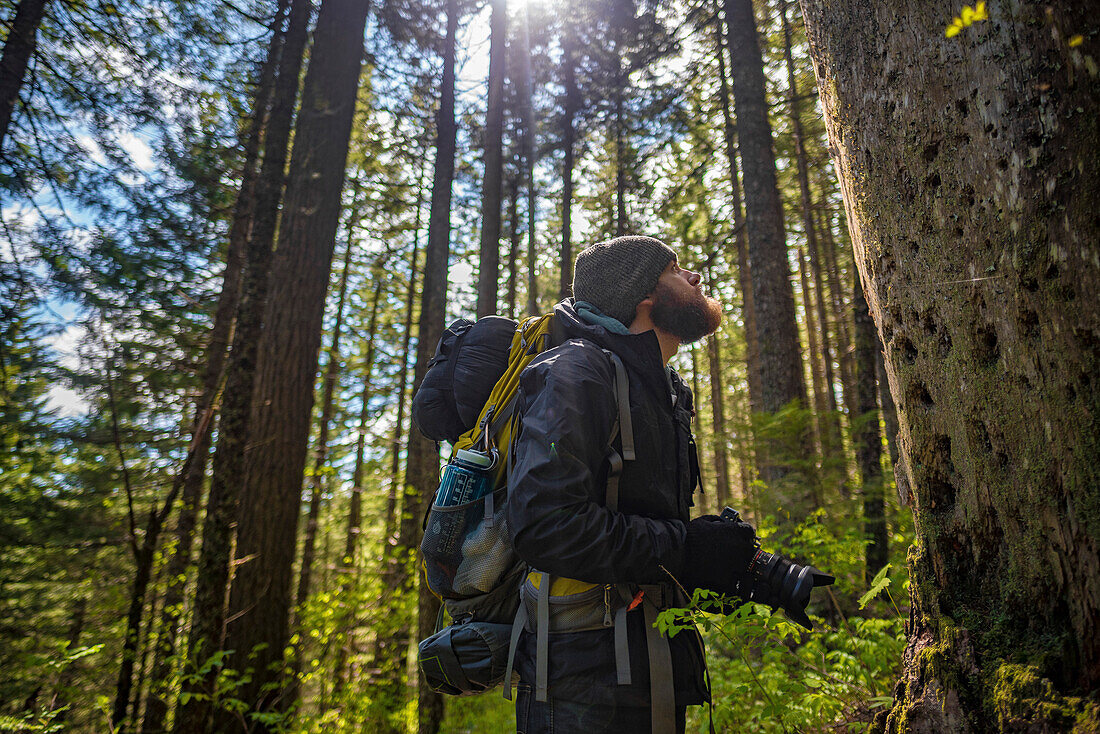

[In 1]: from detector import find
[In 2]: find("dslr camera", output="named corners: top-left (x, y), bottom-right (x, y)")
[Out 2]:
top-left (720, 506), bottom-right (835, 630)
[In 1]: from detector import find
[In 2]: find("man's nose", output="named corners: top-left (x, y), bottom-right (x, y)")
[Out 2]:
top-left (685, 269), bottom-right (702, 287)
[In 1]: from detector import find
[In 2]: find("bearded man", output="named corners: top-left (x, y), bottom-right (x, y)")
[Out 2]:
top-left (506, 236), bottom-right (759, 734)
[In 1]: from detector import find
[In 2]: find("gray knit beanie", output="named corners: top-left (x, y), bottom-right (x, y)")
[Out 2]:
top-left (572, 236), bottom-right (677, 327)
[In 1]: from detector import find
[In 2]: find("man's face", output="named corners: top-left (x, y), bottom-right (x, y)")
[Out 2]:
top-left (648, 261), bottom-right (723, 343)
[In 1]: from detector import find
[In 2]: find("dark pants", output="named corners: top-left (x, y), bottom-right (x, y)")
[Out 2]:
top-left (515, 684), bottom-right (687, 734)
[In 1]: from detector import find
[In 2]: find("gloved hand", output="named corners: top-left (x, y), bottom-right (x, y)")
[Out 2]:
top-left (679, 514), bottom-right (758, 599)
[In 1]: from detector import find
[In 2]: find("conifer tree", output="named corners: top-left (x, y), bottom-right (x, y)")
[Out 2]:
top-left (217, 0), bottom-right (372, 724)
top-left (476, 0), bottom-right (507, 317)
top-left (724, 0), bottom-right (807, 491)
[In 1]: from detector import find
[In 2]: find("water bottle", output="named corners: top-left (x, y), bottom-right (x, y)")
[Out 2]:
top-left (435, 448), bottom-right (496, 507)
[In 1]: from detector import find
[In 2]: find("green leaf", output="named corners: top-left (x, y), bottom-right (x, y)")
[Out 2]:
top-left (859, 563), bottom-right (893, 609)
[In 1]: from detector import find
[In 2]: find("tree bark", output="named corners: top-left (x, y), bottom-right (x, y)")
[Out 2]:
top-left (798, 247), bottom-right (828, 459)
top-left (476, 0), bottom-right (507, 318)
top-left (713, 4), bottom-right (762, 418)
top-left (723, 0), bottom-right (807, 488)
top-left (389, 0), bottom-right (460, 730)
top-left (110, 384), bottom-right (216, 732)
top-left (173, 2), bottom-right (312, 730)
top-left (803, 2), bottom-right (1100, 729)
top-left (383, 170), bottom-right (425, 549)
top-left (0, 0), bottom-right (49, 152)
top-left (142, 5), bottom-right (289, 725)
top-left (613, 66), bottom-right (627, 237)
top-left (817, 207), bottom-right (858, 421)
top-left (706, 296), bottom-right (731, 510)
top-left (506, 146), bottom-right (521, 318)
top-left (218, 0), bottom-right (371, 726)
top-left (853, 272), bottom-right (886, 581)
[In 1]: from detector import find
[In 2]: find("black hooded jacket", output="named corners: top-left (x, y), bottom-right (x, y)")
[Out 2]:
top-left (506, 300), bottom-right (708, 707)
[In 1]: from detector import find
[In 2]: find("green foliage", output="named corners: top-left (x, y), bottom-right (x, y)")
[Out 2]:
top-left (664, 602), bottom-right (903, 732)
top-left (659, 508), bottom-right (910, 733)
top-left (441, 691), bottom-right (516, 733)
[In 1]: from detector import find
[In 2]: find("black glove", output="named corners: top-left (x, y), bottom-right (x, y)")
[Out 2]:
top-left (679, 514), bottom-right (758, 598)
top-left (718, 507), bottom-right (835, 630)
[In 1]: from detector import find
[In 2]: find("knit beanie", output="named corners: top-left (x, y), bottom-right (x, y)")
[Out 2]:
top-left (572, 236), bottom-right (677, 327)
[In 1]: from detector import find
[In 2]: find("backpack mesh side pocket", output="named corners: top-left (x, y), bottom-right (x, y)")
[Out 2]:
top-left (421, 487), bottom-right (517, 600)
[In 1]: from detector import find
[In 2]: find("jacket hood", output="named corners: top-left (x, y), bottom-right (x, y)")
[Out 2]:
top-left (553, 299), bottom-right (672, 402)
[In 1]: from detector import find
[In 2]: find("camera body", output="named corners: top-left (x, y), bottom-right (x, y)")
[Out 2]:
top-left (719, 507), bottom-right (835, 629)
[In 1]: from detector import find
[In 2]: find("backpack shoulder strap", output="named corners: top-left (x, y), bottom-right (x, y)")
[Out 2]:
top-left (602, 349), bottom-right (634, 512)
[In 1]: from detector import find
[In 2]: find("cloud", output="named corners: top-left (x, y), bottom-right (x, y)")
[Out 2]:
top-left (46, 385), bottom-right (89, 418)
top-left (118, 132), bottom-right (156, 171)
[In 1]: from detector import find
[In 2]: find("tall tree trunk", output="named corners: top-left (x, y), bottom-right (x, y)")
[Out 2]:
top-left (173, 2), bottom-right (312, 731)
top-left (110, 380), bottom-right (217, 732)
top-left (520, 2), bottom-right (537, 317)
top-left (705, 271), bottom-right (731, 510)
top-left (384, 169), bottom-right (426, 548)
top-left (476, 0), bottom-right (507, 318)
top-left (295, 212), bottom-right (358, 615)
top-left (613, 68), bottom-right (627, 237)
top-left (803, 2), bottom-right (1100, 729)
top-left (142, 9), bottom-right (290, 727)
top-left (875, 346), bottom-right (908, 506)
top-left (390, 0), bottom-right (460, 731)
top-left (559, 13), bottom-right (578, 299)
top-left (689, 345), bottom-right (705, 505)
top-left (217, 0), bottom-right (370, 726)
top-left (817, 206), bottom-right (858, 421)
top-left (780, 0), bottom-right (840, 460)
top-left (852, 273), bottom-right (886, 580)
top-left (798, 247), bottom-right (828, 459)
top-left (130, 576), bottom-right (162, 731)
top-left (713, 4), bottom-right (763, 472)
top-left (332, 276), bottom-right (384, 694)
top-left (0, 0), bottom-right (48, 152)
top-left (506, 147), bottom-right (521, 318)
top-left (723, 0), bottom-right (807, 488)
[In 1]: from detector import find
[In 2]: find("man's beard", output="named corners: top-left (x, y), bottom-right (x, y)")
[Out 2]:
top-left (650, 279), bottom-right (723, 343)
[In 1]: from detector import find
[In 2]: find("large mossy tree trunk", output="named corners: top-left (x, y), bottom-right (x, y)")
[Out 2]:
top-left (802, 2), bottom-right (1100, 730)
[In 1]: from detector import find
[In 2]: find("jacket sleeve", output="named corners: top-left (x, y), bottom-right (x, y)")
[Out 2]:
top-left (505, 343), bottom-right (687, 584)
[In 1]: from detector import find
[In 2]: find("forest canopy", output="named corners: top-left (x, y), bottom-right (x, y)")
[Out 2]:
top-left (1, 0), bottom-right (1097, 732)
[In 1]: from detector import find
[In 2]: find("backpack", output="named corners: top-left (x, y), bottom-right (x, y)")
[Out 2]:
top-left (415, 314), bottom-right (572, 694)
top-left (416, 313), bottom-right (682, 731)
